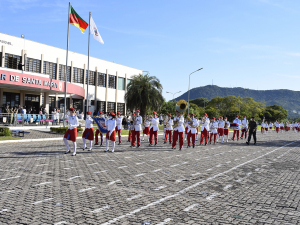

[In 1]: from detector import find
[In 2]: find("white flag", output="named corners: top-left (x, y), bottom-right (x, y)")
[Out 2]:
top-left (90, 16), bottom-right (104, 44)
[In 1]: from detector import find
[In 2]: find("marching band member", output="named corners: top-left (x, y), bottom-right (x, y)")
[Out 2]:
top-left (186, 115), bottom-right (192, 147)
top-left (172, 110), bottom-right (184, 150)
top-left (130, 113), bottom-right (136, 146)
top-left (149, 112), bottom-right (159, 146)
top-left (105, 112), bottom-right (116, 152)
top-left (269, 121), bottom-right (273, 132)
top-left (128, 113), bottom-right (134, 142)
top-left (63, 108), bottom-right (79, 156)
top-left (280, 121), bottom-right (284, 133)
top-left (232, 115), bottom-right (241, 141)
top-left (264, 121), bottom-right (269, 134)
top-left (240, 116), bottom-right (248, 139)
top-left (133, 110), bottom-right (142, 148)
top-left (274, 120), bottom-right (280, 133)
top-left (261, 121), bottom-right (265, 133)
top-left (188, 113), bottom-right (198, 148)
top-left (115, 112), bottom-right (123, 145)
top-left (142, 115), bottom-right (150, 141)
top-left (200, 113), bottom-right (210, 146)
top-left (163, 115), bottom-right (168, 141)
top-left (82, 111), bottom-right (94, 151)
top-left (184, 117), bottom-right (189, 141)
top-left (224, 117), bottom-right (230, 142)
top-left (209, 117), bottom-right (218, 144)
top-left (195, 117), bottom-right (199, 141)
top-left (217, 117), bottom-right (225, 143)
top-left (164, 114), bottom-right (173, 144)
top-left (95, 111), bottom-right (104, 146)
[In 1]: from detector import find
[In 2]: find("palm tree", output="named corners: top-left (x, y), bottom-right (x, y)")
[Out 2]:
top-left (125, 74), bottom-right (164, 117)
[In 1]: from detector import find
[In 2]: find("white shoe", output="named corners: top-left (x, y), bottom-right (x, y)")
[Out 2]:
top-left (88, 149), bottom-right (92, 151)
top-left (72, 152), bottom-right (76, 156)
top-left (226, 140), bottom-right (228, 142)
top-left (65, 150), bottom-right (70, 154)
top-left (111, 149), bottom-right (114, 153)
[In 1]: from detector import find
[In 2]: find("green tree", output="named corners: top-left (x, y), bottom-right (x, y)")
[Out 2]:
top-left (262, 105), bottom-right (288, 122)
top-left (190, 97), bottom-right (209, 108)
top-left (160, 101), bottom-right (176, 116)
top-left (125, 74), bottom-right (164, 117)
top-left (207, 95), bottom-right (240, 119)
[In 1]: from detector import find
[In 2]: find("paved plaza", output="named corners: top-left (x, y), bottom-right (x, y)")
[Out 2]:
top-left (0, 131), bottom-right (300, 225)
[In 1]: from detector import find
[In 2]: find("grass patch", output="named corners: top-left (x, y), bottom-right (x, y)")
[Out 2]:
top-left (0, 136), bottom-right (21, 141)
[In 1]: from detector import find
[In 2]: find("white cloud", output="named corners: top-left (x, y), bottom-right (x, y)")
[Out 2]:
top-left (286, 52), bottom-right (300, 57)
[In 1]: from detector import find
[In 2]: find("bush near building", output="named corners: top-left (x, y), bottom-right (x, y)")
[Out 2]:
top-left (0, 127), bottom-right (11, 137)
top-left (50, 127), bottom-right (83, 133)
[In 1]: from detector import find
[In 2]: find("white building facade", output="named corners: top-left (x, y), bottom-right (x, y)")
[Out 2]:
top-left (0, 32), bottom-right (142, 115)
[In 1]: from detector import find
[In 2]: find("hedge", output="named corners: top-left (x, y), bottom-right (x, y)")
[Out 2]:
top-left (0, 127), bottom-right (11, 137)
top-left (50, 127), bottom-right (83, 133)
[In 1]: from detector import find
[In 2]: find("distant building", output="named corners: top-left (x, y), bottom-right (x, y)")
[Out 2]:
top-left (0, 32), bottom-right (142, 115)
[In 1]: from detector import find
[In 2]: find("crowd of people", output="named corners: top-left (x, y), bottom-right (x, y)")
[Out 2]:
top-left (62, 107), bottom-right (296, 156)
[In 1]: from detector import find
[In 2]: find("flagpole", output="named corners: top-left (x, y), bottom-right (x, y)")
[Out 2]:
top-left (86, 11), bottom-right (91, 117)
top-left (64, 2), bottom-right (70, 127)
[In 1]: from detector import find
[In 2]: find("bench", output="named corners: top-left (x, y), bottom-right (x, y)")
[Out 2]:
top-left (12, 130), bottom-right (30, 137)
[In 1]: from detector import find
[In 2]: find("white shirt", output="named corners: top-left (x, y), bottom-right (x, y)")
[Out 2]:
top-left (68, 115), bottom-right (79, 130)
top-left (150, 117), bottom-right (159, 131)
top-left (189, 118), bottom-right (198, 134)
top-left (134, 115), bottom-right (142, 131)
top-left (242, 119), bottom-right (248, 128)
top-left (218, 120), bottom-right (225, 128)
top-left (116, 116), bottom-right (123, 130)
top-left (144, 119), bottom-right (150, 127)
top-left (106, 119), bottom-right (116, 136)
top-left (166, 119), bottom-right (173, 131)
top-left (224, 120), bottom-right (230, 129)
top-left (274, 122), bottom-right (279, 127)
top-left (280, 122), bottom-right (284, 127)
top-left (173, 115), bottom-right (184, 132)
top-left (210, 121), bottom-right (218, 133)
top-left (85, 116), bottom-right (93, 129)
top-left (201, 117), bottom-right (210, 131)
top-left (269, 123), bottom-right (273, 128)
top-left (265, 123), bottom-right (268, 128)
top-left (261, 122), bottom-right (265, 128)
top-left (232, 118), bottom-right (241, 130)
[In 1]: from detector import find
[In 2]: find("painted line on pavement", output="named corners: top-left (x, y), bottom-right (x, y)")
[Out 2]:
top-left (100, 141), bottom-right (297, 225)
top-left (183, 204), bottom-right (199, 212)
top-left (32, 198), bottom-right (53, 205)
top-left (91, 205), bottom-right (110, 213)
top-left (157, 218), bottom-right (172, 225)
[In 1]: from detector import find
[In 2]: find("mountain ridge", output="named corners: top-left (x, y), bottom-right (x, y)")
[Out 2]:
top-left (174, 85), bottom-right (300, 118)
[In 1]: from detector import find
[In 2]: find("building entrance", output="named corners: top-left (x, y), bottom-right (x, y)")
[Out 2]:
top-left (24, 94), bottom-right (40, 114)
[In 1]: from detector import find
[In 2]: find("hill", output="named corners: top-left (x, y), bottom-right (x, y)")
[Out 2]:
top-left (174, 85), bottom-right (300, 118)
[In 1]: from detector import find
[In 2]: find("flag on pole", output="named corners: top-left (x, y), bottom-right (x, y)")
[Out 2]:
top-left (90, 16), bottom-right (104, 44)
top-left (70, 5), bottom-right (88, 33)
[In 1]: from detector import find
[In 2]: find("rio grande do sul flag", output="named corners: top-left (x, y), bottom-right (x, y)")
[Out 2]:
top-left (90, 16), bottom-right (104, 44)
top-left (70, 5), bottom-right (88, 33)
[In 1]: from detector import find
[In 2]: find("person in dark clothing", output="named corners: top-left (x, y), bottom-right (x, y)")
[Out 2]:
top-left (246, 117), bottom-right (257, 145)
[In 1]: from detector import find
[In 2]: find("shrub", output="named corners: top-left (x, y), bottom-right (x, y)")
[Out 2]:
top-left (0, 127), bottom-right (11, 137)
top-left (50, 127), bottom-right (83, 133)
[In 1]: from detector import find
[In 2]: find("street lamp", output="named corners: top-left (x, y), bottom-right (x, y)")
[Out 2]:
top-left (188, 68), bottom-right (203, 114)
top-left (166, 91), bottom-right (181, 101)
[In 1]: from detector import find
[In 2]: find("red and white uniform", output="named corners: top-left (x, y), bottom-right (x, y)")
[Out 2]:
top-left (200, 118), bottom-right (210, 145)
top-left (115, 116), bottom-right (123, 143)
top-left (224, 120), bottom-right (230, 136)
top-left (187, 118), bottom-right (198, 147)
top-left (149, 117), bottom-right (159, 145)
top-left (64, 115), bottom-right (79, 142)
top-left (164, 118), bottom-right (173, 144)
top-left (209, 121), bottom-right (218, 143)
top-left (280, 122), bottom-right (284, 132)
top-left (132, 115), bottom-right (142, 146)
top-left (218, 120), bottom-right (225, 137)
top-left (143, 119), bottom-right (150, 135)
top-left (269, 122), bottom-right (273, 131)
top-left (241, 118), bottom-right (248, 139)
top-left (172, 115), bottom-right (184, 149)
top-left (83, 116), bottom-right (94, 141)
top-left (232, 118), bottom-right (241, 140)
top-left (274, 121), bottom-right (280, 133)
top-left (261, 122), bottom-right (265, 133)
top-left (106, 119), bottom-right (116, 141)
top-left (265, 123), bottom-right (269, 132)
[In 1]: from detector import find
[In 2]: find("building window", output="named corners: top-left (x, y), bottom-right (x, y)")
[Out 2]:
top-left (26, 57), bottom-right (41, 73)
top-left (118, 77), bottom-right (125, 90)
top-left (108, 75), bottom-right (116, 89)
top-left (43, 61), bottom-right (57, 79)
top-left (107, 102), bottom-right (115, 113)
top-left (4, 53), bottom-right (22, 70)
top-left (58, 97), bottom-right (70, 112)
top-left (3, 92), bottom-right (20, 107)
top-left (97, 72), bottom-right (106, 87)
top-left (0, 52), bottom-right (2, 67)
top-left (85, 70), bottom-right (95, 85)
top-left (59, 64), bottom-right (71, 82)
top-left (73, 67), bottom-right (84, 84)
top-left (96, 101), bottom-right (106, 113)
top-left (127, 78), bottom-right (131, 85)
top-left (49, 96), bottom-right (55, 112)
top-left (117, 103), bottom-right (125, 115)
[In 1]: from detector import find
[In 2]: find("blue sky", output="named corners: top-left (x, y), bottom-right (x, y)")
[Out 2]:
top-left (1, 0), bottom-right (300, 101)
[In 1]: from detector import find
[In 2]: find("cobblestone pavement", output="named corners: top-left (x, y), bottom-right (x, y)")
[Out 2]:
top-left (0, 131), bottom-right (300, 224)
